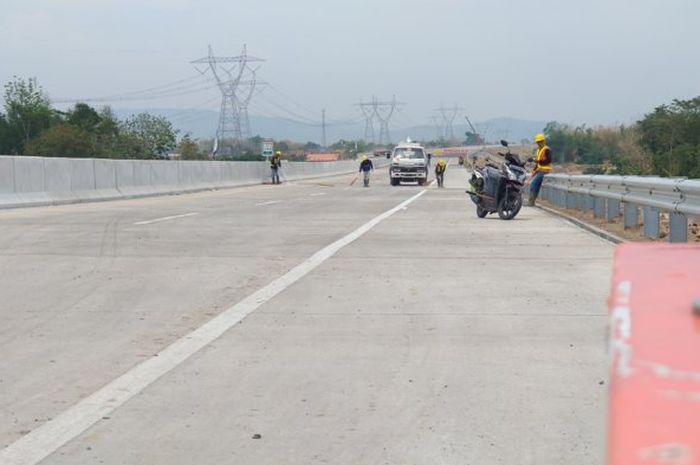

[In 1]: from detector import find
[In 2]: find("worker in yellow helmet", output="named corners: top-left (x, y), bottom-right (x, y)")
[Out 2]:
top-left (270, 151), bottom-right (282, 184)
top-left (359, 155), bottom-right (374, 187)
top-left (435, 159), bottom-right (447, 188)
top-left (528, 133), bottom-right (553, 206)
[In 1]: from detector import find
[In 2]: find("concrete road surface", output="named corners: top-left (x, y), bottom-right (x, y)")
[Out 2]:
top-left (0, 165), bottom-right (613, 464)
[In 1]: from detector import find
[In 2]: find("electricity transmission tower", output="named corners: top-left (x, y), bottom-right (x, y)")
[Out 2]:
top-left (436, 104), bottom-right (465, 141)
top-left (192, 45), bottom-right (264, 156)
top-left (357, 96), bottom-right (402, 145)
top-left (376, 96), bottom-right (401, 146)
top-left (357, 97), bottom-right (378, 143)
top-left (237, 72), bottom-right (258, 141)
top-left (431, 115), bottom-right (444, 141)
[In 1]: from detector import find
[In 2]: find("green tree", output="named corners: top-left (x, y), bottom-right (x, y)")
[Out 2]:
top-left (67, 103), bottom-right (102, 133)
top-left (119, 112), bottom-right (178, 159)
top-left (304, 141), bottom-right (321, 151)
top-left (24, 123), bottom-right (94, 157)
top-left (0, 113), bottom-right (14, 154)
top-left (3, 77), bottom-right (55, 153)
top-left (275, 140), bottom-right (290, 152)
top-left (177, 133), bottom-right (205, 160)
top-left (637, 96), bottom-right (700, 177)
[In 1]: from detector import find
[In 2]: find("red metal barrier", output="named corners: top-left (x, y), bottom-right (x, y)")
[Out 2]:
top-left (608, 244), bottom-right (700, 465)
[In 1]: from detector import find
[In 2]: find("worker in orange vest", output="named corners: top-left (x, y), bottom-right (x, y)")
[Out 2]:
top-left (528, 133), bottom-right (553, 206)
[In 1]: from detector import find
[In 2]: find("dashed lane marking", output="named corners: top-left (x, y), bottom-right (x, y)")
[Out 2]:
top-left (0, 188), bottom-right (428, 465)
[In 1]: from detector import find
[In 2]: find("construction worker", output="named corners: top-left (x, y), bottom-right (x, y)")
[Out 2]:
top-left (435, 159), bottom-right (447, 188)
top-left (528, 133), bottom-right (553, 205)
top-left (359, 155), bottom-right (374, 187)
top-left (270, 151), bottom-right (282, 185)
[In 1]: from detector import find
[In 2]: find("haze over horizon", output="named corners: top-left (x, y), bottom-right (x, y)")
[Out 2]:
top-left (2, 0), bottom-right (699, 132)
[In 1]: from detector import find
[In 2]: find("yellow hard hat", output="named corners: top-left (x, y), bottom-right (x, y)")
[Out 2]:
top-left (534, 133), bottom-right (546, 143)
top-left (275, 151), bottom-right (282, 156)
top-left (362, 155), bottom-right (368, 160)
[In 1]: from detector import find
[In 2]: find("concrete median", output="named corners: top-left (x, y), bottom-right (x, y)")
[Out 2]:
top-left (0, 155), bottom-right (364, 209)
top-left (0, 157), bottom-right (19, 207)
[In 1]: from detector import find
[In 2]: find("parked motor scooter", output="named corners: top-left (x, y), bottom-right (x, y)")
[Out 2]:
top-left (467, 140), bottom-right (530, 220)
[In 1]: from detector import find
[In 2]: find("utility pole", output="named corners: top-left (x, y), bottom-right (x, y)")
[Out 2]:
top-left (191, 44), bottom-right (264, 156)
top-left (321, 109), bottom-right (327, 149)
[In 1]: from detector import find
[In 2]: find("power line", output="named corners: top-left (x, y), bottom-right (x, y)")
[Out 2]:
top-left (254, 90), bottom-right (319, 125)
top-left (263, 82), bottom-right (321, 119)
top-left (53, 75), bottom-right (214, 104)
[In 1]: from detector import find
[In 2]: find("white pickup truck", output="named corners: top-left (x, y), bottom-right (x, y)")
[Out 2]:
top-left (389, 140), bottom-right (429, 186)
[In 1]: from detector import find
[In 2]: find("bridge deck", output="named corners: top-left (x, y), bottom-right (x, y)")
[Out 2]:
top-left (0, 166), bottom-right (612, 464)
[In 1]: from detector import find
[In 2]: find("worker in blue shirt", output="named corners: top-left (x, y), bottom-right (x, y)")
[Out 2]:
top-left (359, 155), bottom-right (374, 187)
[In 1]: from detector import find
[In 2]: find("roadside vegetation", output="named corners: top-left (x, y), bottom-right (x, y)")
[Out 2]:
top-left (544, 96), bottom-right (700, 178)
top-left (0, 77), bottom-right (178, 159)
top-left (0, 76), bottom-right (375, 161)
top-left (2, 75), bottom-right (699, 176)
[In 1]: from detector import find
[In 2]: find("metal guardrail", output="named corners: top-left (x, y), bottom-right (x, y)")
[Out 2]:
top-left (541, 174), bottom-right (700, 242)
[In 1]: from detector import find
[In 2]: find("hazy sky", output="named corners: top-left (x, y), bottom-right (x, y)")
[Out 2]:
top-left (2, 0), bottom-right (699, 128)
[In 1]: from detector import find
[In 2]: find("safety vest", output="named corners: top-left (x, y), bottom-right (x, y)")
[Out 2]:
top-left (536, 145), bottom-right (553, 173)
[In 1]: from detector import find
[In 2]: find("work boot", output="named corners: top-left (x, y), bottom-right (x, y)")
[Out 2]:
top-left (528, 193), bottom-right (536, 206)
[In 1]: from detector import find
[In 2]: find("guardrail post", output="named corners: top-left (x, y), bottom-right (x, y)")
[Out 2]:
top-left (594, 197), bottom-right (605, 218)
top-left (643, 207), bottom-right (660, 239)
top-left (606, 199), bottom-right (621, 222)
top-left (582, 195), bottom-right (594, 213)
top-left (576, 193), bottom-right (584, 211)
top-left (669, 213), bottom-right (688, 242)
top-left (624, 203), bottom-right (639, 229)
top-left (566, 191), bottom-right (576, 209)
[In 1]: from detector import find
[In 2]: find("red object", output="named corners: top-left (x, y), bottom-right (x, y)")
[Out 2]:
top-left (306, 152), bottom-right (341, 162)
top-left (608, 244), bottom-right (700, 465)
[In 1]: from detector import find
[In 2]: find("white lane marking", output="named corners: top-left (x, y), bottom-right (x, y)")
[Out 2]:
top-left (133, 212), bottom-right (199, 226)
top-left (255, 200), bottom-right (282, 206)
top-left (0, 189), bottom-right (428, 465)
top-left (309, 193), bottom-right (327, 197)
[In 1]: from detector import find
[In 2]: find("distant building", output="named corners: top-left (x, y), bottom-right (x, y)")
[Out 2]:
top-left (442, 147), bottom-right (470, 156)
top-left (306, 152), bottom-right (341, 162)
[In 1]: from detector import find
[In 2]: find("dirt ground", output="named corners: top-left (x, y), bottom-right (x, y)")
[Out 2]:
top-left (540, 200), bottom-right (700, 243)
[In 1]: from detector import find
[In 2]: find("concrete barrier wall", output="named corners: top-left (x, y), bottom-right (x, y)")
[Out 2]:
top-left (0, 156), bottom-right (363, 209)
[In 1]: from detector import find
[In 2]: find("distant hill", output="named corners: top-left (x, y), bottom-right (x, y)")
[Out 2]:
top-left (113, 108), bottom-right (547, 145)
